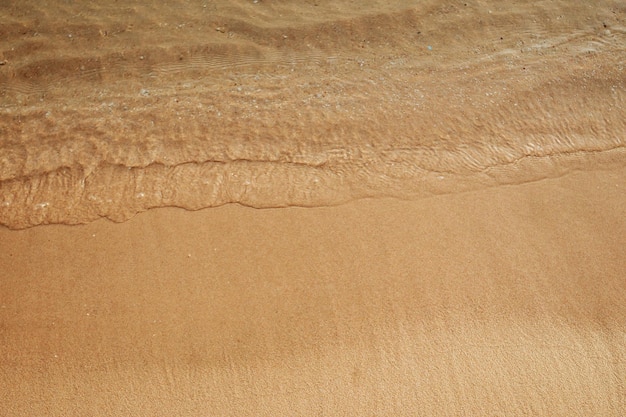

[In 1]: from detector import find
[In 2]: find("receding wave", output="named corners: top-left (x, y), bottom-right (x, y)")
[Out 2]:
top-left (1, 0), bottom-right (625, 228)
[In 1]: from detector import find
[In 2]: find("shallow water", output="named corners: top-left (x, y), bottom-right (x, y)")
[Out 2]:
top-left (1, 0), bottom-right (625, 228)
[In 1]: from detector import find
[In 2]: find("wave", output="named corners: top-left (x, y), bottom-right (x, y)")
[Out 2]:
top-left (1, 0), bottom-right (625, 228)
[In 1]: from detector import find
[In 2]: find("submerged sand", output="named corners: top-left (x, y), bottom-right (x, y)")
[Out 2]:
top-left (1, 0), bottom-right (625, 228)
top-left (1, 0), bottom-right (626, 415)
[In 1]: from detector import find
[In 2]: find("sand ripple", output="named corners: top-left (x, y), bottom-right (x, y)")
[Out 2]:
top-left (1, 0), bottom-right (625, 228)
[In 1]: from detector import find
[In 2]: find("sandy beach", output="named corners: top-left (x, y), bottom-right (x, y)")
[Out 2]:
top-left (1, 0), bottom-right (625, 415)
top-left (2, 167), bottom-right (625, 415)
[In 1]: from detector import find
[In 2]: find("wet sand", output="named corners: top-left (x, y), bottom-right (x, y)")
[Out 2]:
top-left (1, 0), bottom-right (625, 228)
top-left (1, 167), bottom-right (625, 415)
top-left (1, 0), bottom-right (626, 415)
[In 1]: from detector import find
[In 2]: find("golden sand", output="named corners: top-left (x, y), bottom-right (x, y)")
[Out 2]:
top-left (2, 167), bottom-right (625, 415)
top-left (1, 0), bottom-right (624, 228)
top-left (1, 1), bottom-right (625, 415)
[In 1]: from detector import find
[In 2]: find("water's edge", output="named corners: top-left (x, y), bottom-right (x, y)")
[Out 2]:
top-left (1, 144), bottom-right (624, 229)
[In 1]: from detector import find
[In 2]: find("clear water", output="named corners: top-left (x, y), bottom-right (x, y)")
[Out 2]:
top-left (1, 0), bottom-right (625, 228)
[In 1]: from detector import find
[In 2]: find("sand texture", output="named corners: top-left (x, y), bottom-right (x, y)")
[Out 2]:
top-left (1, 0), bottom-right (626, 415)
top-left (1, 167), bottom-right (626, 415)
top-left (1, 0), bottom-right (625, 228)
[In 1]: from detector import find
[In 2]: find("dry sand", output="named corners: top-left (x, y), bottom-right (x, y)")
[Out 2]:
top-left (1, 0), bottom-right (626, 415)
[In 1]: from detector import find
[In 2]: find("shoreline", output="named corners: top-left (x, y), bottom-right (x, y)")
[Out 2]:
top-left (2, 166), bottom-right (625, 415)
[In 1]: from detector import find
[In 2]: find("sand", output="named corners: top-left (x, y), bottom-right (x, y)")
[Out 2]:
top-left (1, 0), bottom-right (626, 415)
top-left (2, 0), bottom-right (625, 228)
top-left (1, 167), bottom-right (625, 415)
